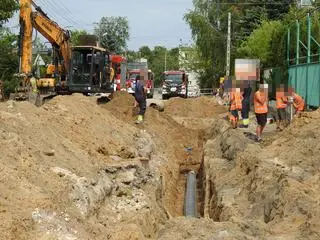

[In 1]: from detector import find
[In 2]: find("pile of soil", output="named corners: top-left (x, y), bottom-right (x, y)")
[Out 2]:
top-left (164, 96), bottom-right (228, 130)
top-left (1, 91), bottom-right (319, 239)
top-left (103, 91), bottom-right (136, 122)
top-left (164, 96), bottom-right (227, 118)
top-left (193, 108), bottom-right (320, 239)
top-left (0, 93), bottom-right (209, 239)
top-left (0, 94), bottom-right (150, 239)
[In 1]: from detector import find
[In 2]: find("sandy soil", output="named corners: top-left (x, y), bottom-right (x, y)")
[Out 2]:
top-left (1, 93), bottom-right (319, 239)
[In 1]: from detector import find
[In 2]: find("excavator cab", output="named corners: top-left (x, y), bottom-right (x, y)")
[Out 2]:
top-left (64, 46), bottom-right (113, 94)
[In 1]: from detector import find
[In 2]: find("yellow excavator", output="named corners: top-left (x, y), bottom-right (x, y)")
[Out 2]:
top-left (14, 0), bottom-right (113, 105)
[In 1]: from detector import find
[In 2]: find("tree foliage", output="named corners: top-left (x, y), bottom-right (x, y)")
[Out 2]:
top-left (94, 16), bottom-right (129, 54)
top-left (136, 46), bottom-right (180, 86)
top-left (70, 30), bottom-right (88, 46)
top-left (0, 0), bottom-right (18, 26)
top-left (237, 20), bottom-right (285, 68)
top-left (184, 0), bottom-right (295, 87)
top-left (0, 28), bottom-right (19, 96)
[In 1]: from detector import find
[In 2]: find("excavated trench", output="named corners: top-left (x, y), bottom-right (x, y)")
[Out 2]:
top-left (157, 115), bottom-right (249, 223)
top-left (158, 122), bottom-right (223, 221)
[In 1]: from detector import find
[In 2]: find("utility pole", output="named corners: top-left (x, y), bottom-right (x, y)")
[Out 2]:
top-left (226, 12), bottom-right (231, 77)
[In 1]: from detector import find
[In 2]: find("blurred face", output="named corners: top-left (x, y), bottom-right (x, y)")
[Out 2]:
top-left (259, 85), bottom-right (268, 93)
top-left (288, 87), bottom-right (294, 95)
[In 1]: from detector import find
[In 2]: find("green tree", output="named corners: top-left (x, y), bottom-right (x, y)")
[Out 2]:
top-left (184, 0), bottom-right (295, 87)
top-left (0, 0), bottom-right (18, 26)
top-left (237, 20), bottom-right (284, 68)
top-left (94, 16), bottom-right (129, 54)
top-left (139, 46), bottom-right (152, 60)
top-left (70, 30), bottom-right (88, 46)
top-left (126, 50), bottom-right (139, 62)
top-left (149, 46), bottom-right (166, 86)
top-left (184, 9), bottom-right (226, 87)
top-left (0, 28), bottom-right (19, 96)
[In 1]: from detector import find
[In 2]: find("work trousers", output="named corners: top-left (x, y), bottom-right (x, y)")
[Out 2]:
top-left (241, 100), bottom-right (250, 119)
top-left (136, 97), bottom-right (146, 116)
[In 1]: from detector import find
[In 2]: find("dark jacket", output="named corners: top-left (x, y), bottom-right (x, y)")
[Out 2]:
top-left (134, 81), bottom-right (146, 100)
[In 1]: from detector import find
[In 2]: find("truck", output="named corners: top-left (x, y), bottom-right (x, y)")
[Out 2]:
top-left (161, 70), bottom-right (188, 100)
top-left (126, 68), bottom-right (154, 98)
top-left (125, 60), bottom-right (154, 98)
top-left (14, 0), bottom-right (113, 105)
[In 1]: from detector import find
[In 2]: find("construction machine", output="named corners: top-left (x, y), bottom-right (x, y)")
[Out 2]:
top-left (14, 0), bottom-right (113, 105)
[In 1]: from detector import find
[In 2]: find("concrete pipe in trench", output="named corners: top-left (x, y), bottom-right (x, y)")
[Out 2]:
top-left (184, 171), bottom-right (197, 217)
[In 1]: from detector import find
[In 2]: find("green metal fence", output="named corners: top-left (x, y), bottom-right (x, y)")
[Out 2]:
top-left (287, 14), bottom-right (320, 107)
top-left (288, 65), bottom-right (320, 106)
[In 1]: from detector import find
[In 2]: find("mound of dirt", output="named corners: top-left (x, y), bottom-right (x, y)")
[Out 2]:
top-left (157, 217), bottom-right (260, 240)
top-left (2, 91), bottom-right (319, 240)
top-left (0, 94), bottom-right (168, 239)
top-left (197, 108), bottom-right (320, 239)
top-left (103, 91), bottom-right (136, 122)
top-left (164, 96), bottom-right (227, 118)
top-left (0, 93), bottom-right (213, 239)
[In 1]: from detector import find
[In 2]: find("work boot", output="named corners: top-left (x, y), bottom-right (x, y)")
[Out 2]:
top-left (135, 115), bottom-right (143, 124)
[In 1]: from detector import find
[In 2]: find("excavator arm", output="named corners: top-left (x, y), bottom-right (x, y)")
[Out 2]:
top-left (14, 0), bottom-right (71, 102)
top-left (31, 8), bottom-right (71, 74)
top-left (18, 0), bottom-right (71, 81)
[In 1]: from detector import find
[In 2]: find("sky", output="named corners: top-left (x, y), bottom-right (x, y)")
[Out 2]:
top-left (7, 0), bottom-right (194, 51)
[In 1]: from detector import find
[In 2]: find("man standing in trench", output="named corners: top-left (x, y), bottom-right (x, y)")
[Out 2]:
top-left (134, 75), bottom-right (147, 124)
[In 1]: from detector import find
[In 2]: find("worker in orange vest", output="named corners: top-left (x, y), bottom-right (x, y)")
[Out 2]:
top-left (292, 92), bottom-right (305, 116)
top-left (229, 87), bottom-right (243, 129)
top-left (254, 83), bottom-right (268, 142)
top-left (275, 84), bottom-right (288, 131)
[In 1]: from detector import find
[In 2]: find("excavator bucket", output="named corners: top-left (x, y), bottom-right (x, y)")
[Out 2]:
top-left (10, 90), bottom-right (57, 106)
top-left (10, 75), bottom-right (57, 106)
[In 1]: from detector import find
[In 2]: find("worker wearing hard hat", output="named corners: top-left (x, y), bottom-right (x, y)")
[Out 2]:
top-left (275, 84), bottom-right (288, 131)
top-left (229, 87), bottom-right (243, 129)
top-left (134, 75), bottom-right (147, 124)
top-left (254, 83), bottom-right (268, 142)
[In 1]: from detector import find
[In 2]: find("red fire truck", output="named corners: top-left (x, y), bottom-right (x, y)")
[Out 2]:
top-left (110, 55), bottom-right (126, 91)
top-left (126, 68), bottom-right (154, 98)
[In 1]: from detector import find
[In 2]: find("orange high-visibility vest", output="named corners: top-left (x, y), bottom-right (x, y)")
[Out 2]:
top-left (293, 93), bottom-right (305, 111)
top-left (254, 91), bottom-right (268, 114)
top-left (276, 92), bottom-right (287, 109)
top-left (230, 92), bottom-right (243, 110)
